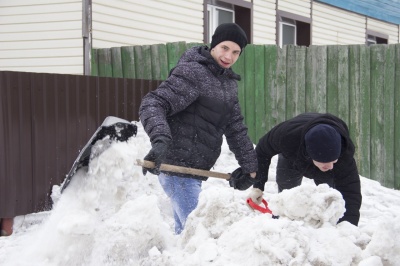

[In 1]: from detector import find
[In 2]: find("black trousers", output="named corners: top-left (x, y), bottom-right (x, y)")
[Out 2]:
top-left (276, 154), bottom-right (334, 192)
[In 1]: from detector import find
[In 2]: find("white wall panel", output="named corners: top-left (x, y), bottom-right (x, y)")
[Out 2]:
top-left (367, 18), bottom-right (399, 44)
top-left (0, 39), bottom-right (82, 50)
top-left (92, 0), bottom-right (203, 48)
top-left (278, 0), bottom-right (310, 18)
top-left (0, 48), bottom-right (83, 59)
top-left (0, 1), bottom-right (83, 74)
top-left (2, 57), bottom-right (82, 67)
top-left (253, 0), bottom-right (276, 44)
top-left (0, 21), bottom-right (81, 33)
top-left (313, 2), bottom-right (365, 45)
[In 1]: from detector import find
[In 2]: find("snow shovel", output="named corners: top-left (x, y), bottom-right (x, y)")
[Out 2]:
top-left (135, 159), bottom-right (231, 180)
top-left (61, 116), bottom-right (137, 193)
top-left (247, 197), bottom-right (279, 218)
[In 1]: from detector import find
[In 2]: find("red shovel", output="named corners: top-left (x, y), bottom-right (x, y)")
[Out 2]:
top-left (247, 198), bottom-right (279, 218)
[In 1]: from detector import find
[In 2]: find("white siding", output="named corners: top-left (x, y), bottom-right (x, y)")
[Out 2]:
top-left (0, 0), bottom-right (83, 74)
top-left (312, 2), bottom-right (366, 45)
top-left (253, 0), bottom-right (276, 44)
top-left (278, 0), bottom-right (311, 18)
top-left (92, 0), bottom-right (203, 48)
top-left (367, 18), bottom-right (399, 44)
top-left (1, 0), bottom-right (399, 75)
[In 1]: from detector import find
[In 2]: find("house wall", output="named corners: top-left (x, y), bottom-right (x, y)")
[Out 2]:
top-left (312, 2), bottom-right (366, 45)
top-left (0, 0), bottom-right (399, 75)
top-left (278, 0), bottom-right (310, 18)
top-left (253, 0), bottom-right (276, 44)
top-left (367, 18), bottom-right (400, 44)
top-left (0, 0), bottom-right (83, 74)
top-left (91, 0), bottom-right (204, 48)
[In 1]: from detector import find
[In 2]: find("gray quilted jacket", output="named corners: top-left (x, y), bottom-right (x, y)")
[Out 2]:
top-left (139, 46), bottom-right (257, 180)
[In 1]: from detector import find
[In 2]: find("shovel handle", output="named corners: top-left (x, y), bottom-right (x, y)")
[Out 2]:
top-left (136, 159), bottom-right (231, 180)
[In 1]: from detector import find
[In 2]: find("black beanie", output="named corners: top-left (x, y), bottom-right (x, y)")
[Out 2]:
top-left (210, 23), bottom-right (248, 51)
top-left (305, 124), bottom-right (341, 163)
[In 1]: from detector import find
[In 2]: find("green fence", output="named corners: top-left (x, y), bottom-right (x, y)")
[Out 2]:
top-left (91, 43), bottom-right (400, 190)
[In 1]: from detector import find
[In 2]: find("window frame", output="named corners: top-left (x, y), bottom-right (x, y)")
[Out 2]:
top-left (207, 4), bottom-right (235, 42)
top-left (279, 20), bottom-right (297, 47)
top-left (276, 10), bottom-right (311, 47)
top-left (366, 29), bottom-right (388, 45)
top-left (204, 0), bottom-right (252, 45)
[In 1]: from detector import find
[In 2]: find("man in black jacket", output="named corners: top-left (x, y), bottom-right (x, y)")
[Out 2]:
top-left (249, 113), bottom-right (362, 226)
top-left (139, 23), bottom-right (258, 234)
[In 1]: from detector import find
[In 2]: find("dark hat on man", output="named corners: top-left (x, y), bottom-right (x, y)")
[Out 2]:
top-left (210, 23), bottom-right (248, 52)
top-left (305, 124), bottom-right (341, 163)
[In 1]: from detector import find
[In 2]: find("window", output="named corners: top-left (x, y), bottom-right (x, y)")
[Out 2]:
top-left (366, 30), bottom-right (388, 46)
top-left (277, 10), bottom-right (311, 47)
top-left (204, 0), bottom-right (252, 45)
top-left (207, 5), bottom-right (234, 42)
top-left (280, 18), bottom-right (296, 47)
top-left (367, 35), bottom-right (377, 45)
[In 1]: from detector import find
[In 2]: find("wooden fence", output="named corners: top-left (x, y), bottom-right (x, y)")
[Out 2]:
top-left (91, 43), bottom-right (400, 190)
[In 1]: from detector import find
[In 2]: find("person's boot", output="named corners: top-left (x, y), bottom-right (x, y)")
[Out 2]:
top-left (0, 217), bottom-right (14, 236)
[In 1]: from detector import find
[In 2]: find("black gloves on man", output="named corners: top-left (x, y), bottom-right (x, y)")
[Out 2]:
top-left (229, 167), bottom-right (259, 191)
top-left (142, 136), bottom-right (171, 175)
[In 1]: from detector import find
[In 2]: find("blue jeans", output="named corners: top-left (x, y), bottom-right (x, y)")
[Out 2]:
top-left (158, 173), bottom-right (202, 234)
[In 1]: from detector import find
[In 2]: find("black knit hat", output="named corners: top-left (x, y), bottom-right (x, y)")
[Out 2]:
top-left (210, 23), bottom-right (248, 51)
top-left (305, 124), bottom-right (341, 163)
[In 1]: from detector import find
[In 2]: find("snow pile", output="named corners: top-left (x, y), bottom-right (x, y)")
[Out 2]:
top-left (0, 122), bottom-right (400, 266)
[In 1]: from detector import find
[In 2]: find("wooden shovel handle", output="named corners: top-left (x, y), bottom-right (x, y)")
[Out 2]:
top-left (136, 159), bottom-right (231, 180)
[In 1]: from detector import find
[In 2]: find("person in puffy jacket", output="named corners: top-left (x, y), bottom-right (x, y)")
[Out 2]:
top-left (249, 112), bottom-right (362, 226)
top-left (139, 23), bottom-right (258, 234)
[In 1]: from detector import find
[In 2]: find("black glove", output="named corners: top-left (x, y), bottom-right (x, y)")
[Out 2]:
top-left (228, 167), bottom-right (259, 191)
top-left (142, 136), bottom-right (171, 175)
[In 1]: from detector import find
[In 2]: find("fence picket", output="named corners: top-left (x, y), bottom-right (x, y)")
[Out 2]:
top-left (166, 42), bottom-right (187, 72)
top-left (150, 43), bottom-right (168, 80)
top-left (394, 44), bottom-right (400, 189)
top-left (370, 45), bottom-right (386, 184)
top-left (359, 45), bottom-right (371, 181)
top-left (121, 46), bottom-right (136, 79)
top-left (295, 46), bottom-right (306, 116)
top-left (286, 45), bottom-right (306, 119)
top-left (244, 45), bottom-right (256, 141)
top-left (383, 45), bottom-right (396, 187)
top-left (254, 45), bottom-right (266, 141)
top-left (232, 47), bottom-right (245, 118)
top-left (326, 45), bottom-right (339, 115)
top-left (97, 48), bottom-right (113, 77)
top-left (263, 45), bottom-right (278, 133)
top-left (306, 45), bottom-right (327, 113)
top-left (134, 45), bottom-right (152, 80)
top-left (111, 47), bottom-right (123, 78)
top-left (91, 49), bottom-right (99, 76)
top-left (276, 45), bottom-right (287, 124)
top-left (338, 46), bottom-right (350, 124)
top-left (349, 45), bottom-right (367, 178)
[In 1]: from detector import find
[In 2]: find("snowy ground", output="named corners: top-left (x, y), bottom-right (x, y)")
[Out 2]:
top-left (0, 122), bottom-right (399, 266)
